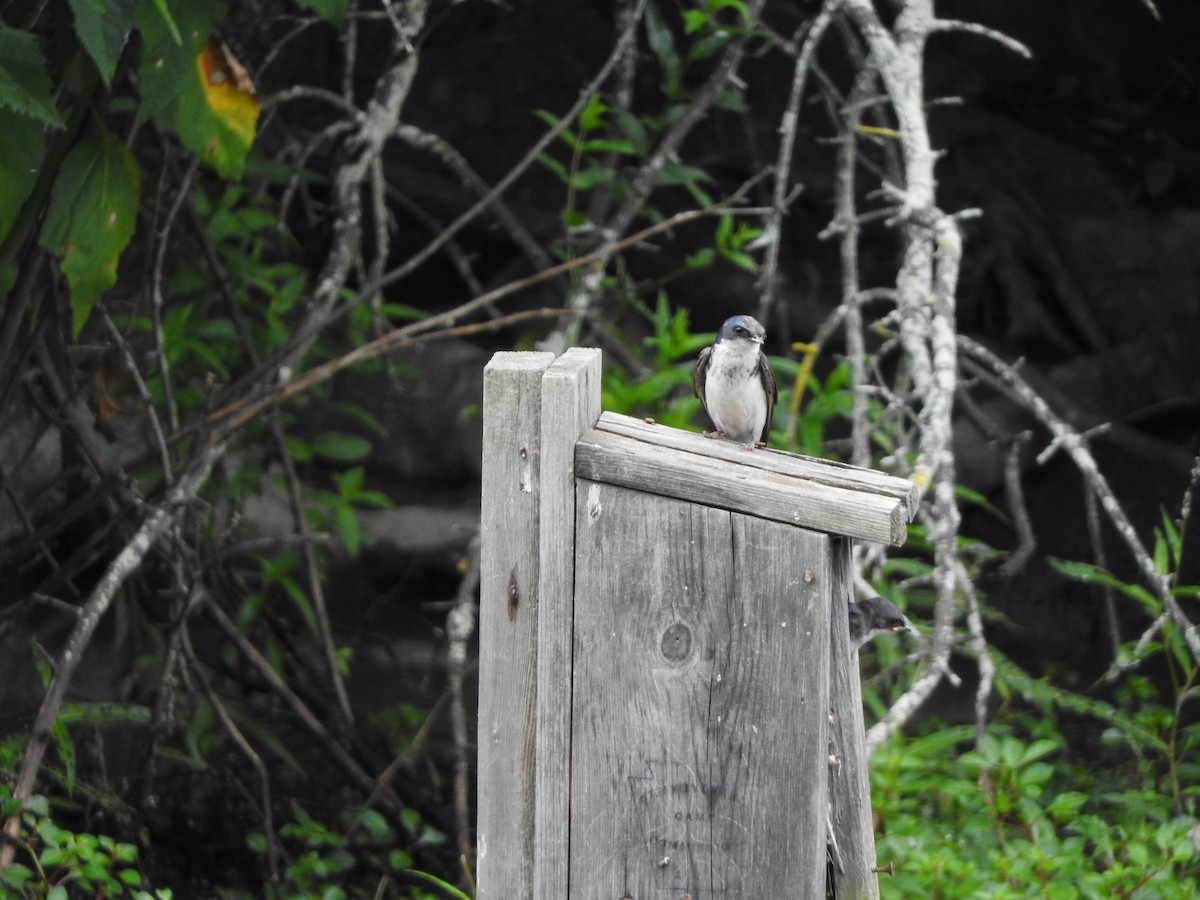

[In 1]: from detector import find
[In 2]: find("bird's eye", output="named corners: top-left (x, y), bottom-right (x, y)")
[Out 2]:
top-left (734, 326), bottom-right (747, 336)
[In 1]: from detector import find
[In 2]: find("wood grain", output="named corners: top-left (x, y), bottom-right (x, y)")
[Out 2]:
top-left (569, 481), bottom-right (831, 899)
top-left (828, 537), bottom-right (882, 899)
top-left (477, 351), bottom-right (555, 900)
top-left (576, 426), bottom-right (909, 546)
top-left (535, 348), bottom-right (603, 900)
top-left (594, 411), bottom-right (918, 518)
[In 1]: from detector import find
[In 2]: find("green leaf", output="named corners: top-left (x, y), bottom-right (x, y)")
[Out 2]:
top-left (720, 248), bottom-right (758, 271)
top-left (38, 130), bottom-right (142, 337)
top-left (402, 869), bottom-right (472, 900)
top-left (138, 1), bottom-right (258, 179)
top-left (285, 436), bottom-right (314, 465)
top-left (50, 718), bottom-right (76, 795)
top-left (311, 432), bottom-right (372, 463)
top-left (1048, 558), bottom-right (1160, 613)
top-left (69, 0), bottom-right (142, 86)
top-left (572, 165), bottom-right (613, 190)
top-left (147, 0), bottom-right (183, 45)
top-left (0, 25), bottom-right (66, 129)
top-left (0, 109), bottom-right (44, 248)
top-left (580, 138), bottom-right (637, 155)
top-left (137, 2), bottom-right (219, 121)
top-left (334, 503), bottom-right (361, 556)
top-left (578, 92), bottom-right (608, 133)
top-left (295, 0), bottom-right (347, 25)
top-left (1153, 532), bottom-right (1168, 576)
top-left (683, 9), bottom-right (710, 34)
top-left (644, 0), bottom-right (682, 97)
top-left (1, 864), bottom-right (33, 887)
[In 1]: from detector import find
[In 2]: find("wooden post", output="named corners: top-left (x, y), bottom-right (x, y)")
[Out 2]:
top-left (477, 351), bottom-right (555, 899)
top-left (478, 349), bottom-right (914, 900)
top-left (535, 348), bottom-right (602, 900)
top-left (828, 537), bottom-right (882, 900)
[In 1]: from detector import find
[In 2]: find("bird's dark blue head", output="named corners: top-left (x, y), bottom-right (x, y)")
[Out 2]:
top-left (848, 593), bottom-right (915, 648)
top-left (716, 314), bottom-right (766, 345)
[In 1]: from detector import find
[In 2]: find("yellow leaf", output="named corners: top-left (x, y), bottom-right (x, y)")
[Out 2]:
top-left (195, 38), bottom-right (259, 154)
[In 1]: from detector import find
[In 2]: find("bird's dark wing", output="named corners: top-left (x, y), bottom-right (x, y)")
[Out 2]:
top-left (693, 346), bottom-right (712, 414)
top-left (757, 350), bottom-right (777, 443)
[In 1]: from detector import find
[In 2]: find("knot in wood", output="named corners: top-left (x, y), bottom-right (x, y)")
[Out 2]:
top-left (659, 621), bottom-right (693, 663)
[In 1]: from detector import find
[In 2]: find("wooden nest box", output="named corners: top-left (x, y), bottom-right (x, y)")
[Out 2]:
top-left (478, 349), bottom-right (916, 900)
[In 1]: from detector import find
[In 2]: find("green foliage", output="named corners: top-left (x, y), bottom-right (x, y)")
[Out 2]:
top-left (0, 25), bottom-right (66, 128)
top-left (294, 0), bottom-right (349, 26)
top-left (685, 213), bottom-right (762, 272)
top-left (533, 1), bottom-right (745, 235)
top-left (1, 0), bottom-right (258, 327)
top-left (601, 294), bottom-right (706, 429)
top-left (863, 494), bottom-right (1200, 898)
top-left (38, 129), bottom-right (142, 336)
top-left (1047, 545), bottom-right (1199, 814)
top-left (871, 724), bottom-right (1200, 898)
top-left (307, 466), bottom-right (392, 557)
top-left (767, 357), bottom-right (857, 457)
top-left (69, 0), bottom-right (142, 86)
top-left (0, 792), bottom-right (171, 899)
top-left (238, 803), bottom-right (458, 900)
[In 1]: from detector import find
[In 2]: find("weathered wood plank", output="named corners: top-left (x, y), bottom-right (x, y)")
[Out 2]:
top-left (535, 348), bottom-right (602, 900)
top-left (477, 351), bottom-right (555, 900)
top-left (575, 427), bottom-right (909, 546)
top-left (828, 538), bottom-right (881, 900)
top-left (595, 411), bottom-right (918, 519)
top-left (569, 481), bottom-right (831, 899)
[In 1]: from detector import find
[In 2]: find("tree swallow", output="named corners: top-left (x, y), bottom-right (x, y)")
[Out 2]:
top-left (848, 592), bottom-right (915, 648)
top-left (693, 314), bottom-right (777, 447)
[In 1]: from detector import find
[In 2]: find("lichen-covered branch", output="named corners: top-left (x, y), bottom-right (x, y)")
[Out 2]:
top-left (958, 336), bottom-right (1200, 664)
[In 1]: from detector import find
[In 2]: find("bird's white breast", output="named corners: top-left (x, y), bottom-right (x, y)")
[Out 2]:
top-left (704, 341), bottom-right (767, 445)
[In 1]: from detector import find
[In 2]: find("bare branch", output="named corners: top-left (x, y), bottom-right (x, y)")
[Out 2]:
top-left (958, 335), bottom-right (1200, 663)
top-left (757, 1), bottom-right (840, 325)
top-left (375, 0), bottom-right (651, 295)
top-left (929, 20), bottom-right (1032, 58)
top-left (1, 442), bottom-right (226, 865)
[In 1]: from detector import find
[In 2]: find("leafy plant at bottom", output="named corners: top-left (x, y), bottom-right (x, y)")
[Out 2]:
top-left (871, 725), bottom-right (1200, 899)
top-left (0, 791), bottom-right (171, 900)
top-left (239, 802), bottom-right (459, 900)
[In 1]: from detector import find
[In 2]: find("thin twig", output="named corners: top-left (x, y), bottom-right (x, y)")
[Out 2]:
top-left (959, 561), bottom-right (994, 750)
top-left (958, 335), bottom-right (1200, 663)
top-left (446, 531), bottom-right (482, 868)
top-left (929, 20), bottom-right (1032, 58)
top-left (997, 433), bottom-right (1036, 577)
top-left (150, 156), bottom-right (200, 433)
top-left (103, 312), bottom-right (173, 484)
top-left (0, 442), bottom-right (226, 866)
top-left (374, 0), bottom-right (650, 295)
top-left (202, 589), bottom-right (403, 811)
top-left (270, 413), bottom-right (357, 732)
top-left (190, 192), bottom-right (757, 443)
top-left (183, 626), bottom-right (281, 887)
top-left (552, 0), bottom-right (770, 346)
top-left (758, 1), bottom-right (839, 326)
top-left (396, 124), bottom-right (553, 272)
